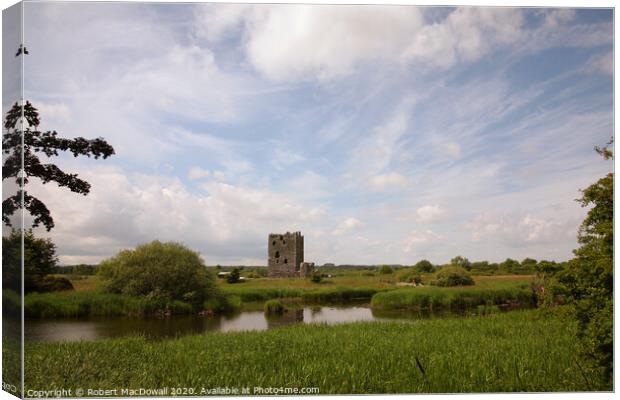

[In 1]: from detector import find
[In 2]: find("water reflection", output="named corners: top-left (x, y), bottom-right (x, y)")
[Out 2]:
top-left (26, 306), bottom-right (414, 343)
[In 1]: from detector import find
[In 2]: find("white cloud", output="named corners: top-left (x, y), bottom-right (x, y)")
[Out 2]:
top-left (195, 6), bottom-right (525, 82)
top-left (444, 142), bottom-right (462, 159)
top-left (272, 148), bottom-right (306, 169)
top-left (36, 102), bottom-right (71, 123)
top-left (544, 9), bottom-right (576, 28)
top-left (188, 167), bottom-right (210, 180)
top-left (332, 217), bottom-right (364, 236)
top-left (466, 212), bottom-right (578, 247)
top-left (402, 7), bottom-right (524, 67)
top-left (416, 205), bottom-right (447, 223)
top-left (369, 172), bottom-right (410, 191)
top-left (587, 51), bottom-right (613, 76)
top-left (402, 230), bottom-right (441, 253)
top-left (27, 165), bottom-right (328, 265)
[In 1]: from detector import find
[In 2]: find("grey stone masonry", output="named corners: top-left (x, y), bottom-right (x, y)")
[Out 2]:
top-left (267, 231), bottom-right (304, 278)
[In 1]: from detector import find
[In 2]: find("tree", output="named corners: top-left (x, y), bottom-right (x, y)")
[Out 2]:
top-left (499, 258), bottom-right (520, 274)
top-left (378, 265), bottom-right (393, 274)
top-left (550, 139), bottom-right (613, 386)
top-left (433, 266), bottom-right (474, 287)
top-left (98, 241), bottom-right (218, 310)
top-left (450, 256), bottom-right (471, 270)
top-left (2, 45), bottom-right (114, 231)
top-left (413, 259), bottom-right (434, 273)
top-left (2, 229), bottom-right (72, 293)
top-left (227, 268), bottom-right (241, 284)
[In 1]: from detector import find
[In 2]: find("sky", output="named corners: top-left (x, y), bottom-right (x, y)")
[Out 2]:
top-left (5, 2), bottom-right (613, 266)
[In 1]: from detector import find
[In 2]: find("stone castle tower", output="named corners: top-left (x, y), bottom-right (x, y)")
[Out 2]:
top-left (268, 231), bottom-right (313, 278)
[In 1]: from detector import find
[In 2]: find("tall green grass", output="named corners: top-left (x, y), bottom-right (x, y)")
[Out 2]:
top-left (301, 287), bottom-right (381, 302)
top-left (24, 291), bottom-right (193, 318)
top-left (371, 286), bottom-right (535, 311)
top-left (23, 310), bottom-right (608, 393)
top-left (222, 286), bottom-right (382, 303)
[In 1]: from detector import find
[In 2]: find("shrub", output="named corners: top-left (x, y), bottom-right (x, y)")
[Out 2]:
top-left (310, 271), bottom-right (322, 283)
top-left (227, 268), bottom-right (241, 284)
top-left (264, 299), bottom-right (285, 315)
top-left (97, 240), bottom-right (218, 310)
top-left (413, 260), bottom-right (435, 273)
top-left (378, 265), bottom-right (393, 274)
top-left (204, 295), bottom-right (242, 313)
top-left (37, 276), bottom-right (74, 292)
top-left (433, 266), bottom-right (474, 287)
top-left (395, 268), bottom-right (423, 284)
top-left (450, 256), bottom-right (471, 270)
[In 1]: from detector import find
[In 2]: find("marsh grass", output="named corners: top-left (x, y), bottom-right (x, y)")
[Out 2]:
top-left (370, 286), bottom-right (535, 311)
top-left (24, 291), bottom-right (193, 318)
top-left (23, 310), bottom-right (607, 393)
top-left (222, 286), bottom-right (382, 303)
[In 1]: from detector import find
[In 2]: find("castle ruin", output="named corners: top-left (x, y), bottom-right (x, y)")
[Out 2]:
top-left (267, 231), bottom-right (314, 278)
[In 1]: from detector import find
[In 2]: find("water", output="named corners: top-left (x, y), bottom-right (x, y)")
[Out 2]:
top-left (25, 306), bottom-right (422, 343)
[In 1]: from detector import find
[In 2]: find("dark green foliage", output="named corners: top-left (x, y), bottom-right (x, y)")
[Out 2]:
top-left (97, 241), bottom-right (217, 310)
top-left (378, 265), bottom-right (393, 274)
top-left (450, 256), bottom-right (471, 270)
top-left (37, 276), bottom-right (74, 292)
top-left (2, 101), bottom-right (114, 231)
top-left (227, 268), bottom-right (241, 284)
top-left (551, 169), bottom-right (613, 383)
top-left (499, 258), bottom-right (521, 274)
top-left (433, 266), bottom-right (475, 287)
top-left (395, 268), bottom-right (423, 284)
top-left (413, 259), bottom-right (434, 273)
top-left (203, 295), bottom-right (242, 313)
top-left (264, 299), bottom-right (286, 315)
top-left (310, 271), bottom-right (322, 283)
top-left (2, 229), bottom-right (67, 294)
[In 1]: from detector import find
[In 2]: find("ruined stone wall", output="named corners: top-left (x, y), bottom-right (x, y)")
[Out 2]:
top-left (267, 232), bottom-right (304, 278)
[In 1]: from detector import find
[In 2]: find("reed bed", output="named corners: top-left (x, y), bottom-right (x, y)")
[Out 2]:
top-left (23, 310), bottom-right (607, 393)
top-left (370, 286), bottom-right (535, 311)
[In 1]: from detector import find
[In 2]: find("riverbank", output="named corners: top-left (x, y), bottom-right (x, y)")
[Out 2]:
top-left (370, 286), bottom-right (535, 311)
top-left (23, 310), bottom-right (608, 393)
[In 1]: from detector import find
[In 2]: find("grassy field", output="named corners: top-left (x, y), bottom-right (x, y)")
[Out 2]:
top-left (218, 273), bottom-right (534, 302)
top-left (23, 310), bottom-right (607, 393)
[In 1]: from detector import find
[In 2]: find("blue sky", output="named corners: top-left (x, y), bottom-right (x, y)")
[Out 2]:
top-left (12, 2), bottom-right (613, 265)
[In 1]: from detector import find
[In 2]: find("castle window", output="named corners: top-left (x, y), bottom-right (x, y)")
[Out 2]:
top-left (283, 240), bottom-right (286, 245)
top-left (275, 251), bottom-right (280, 258)
top-left (284, 259), bottom-right (288, 264)
top-left (272, 241), bottom-right (276, 246)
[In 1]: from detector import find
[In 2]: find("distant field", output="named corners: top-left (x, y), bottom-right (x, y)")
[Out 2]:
top-left (23, 310), bottom-right (607, 393)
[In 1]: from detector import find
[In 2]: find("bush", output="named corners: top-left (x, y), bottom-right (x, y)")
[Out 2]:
top-left (37, 276), bottom-right (74, 292)
top-left (264, 299), bottom-right (286, 315)
top-left (227, 268), bottom-right (241, 284)
top-left (378, 265), bottom-right (393, 274)
top-left (203, 295), bottom-right (242, 313)
top-left (433, 266), bottom-right (474, 287)
top-left (413, 260), bottom-right (434, 273)
top-left (310, 271), bottom-right (322, 283)
top-left (97, 240), bottom-right (218, 310)
top-left (395, 268), bottom-right (423, 284)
